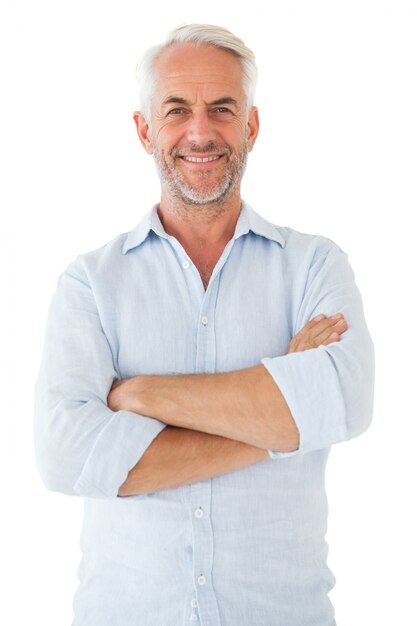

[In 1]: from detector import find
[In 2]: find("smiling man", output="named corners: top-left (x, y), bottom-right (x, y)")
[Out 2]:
top-left (140, 43), bottom-right (255, 215)
top-left (35, 24), bottom-right (374, 626)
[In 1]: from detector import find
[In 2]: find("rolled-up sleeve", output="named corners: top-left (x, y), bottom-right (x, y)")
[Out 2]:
top-left (34, 259), bottom-right (166, 498)
top-left (261, 241), bottom-right (375, 458)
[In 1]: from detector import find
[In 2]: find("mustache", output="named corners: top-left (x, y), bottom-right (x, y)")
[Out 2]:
top-left (170, 143), bottom-right (232, 157)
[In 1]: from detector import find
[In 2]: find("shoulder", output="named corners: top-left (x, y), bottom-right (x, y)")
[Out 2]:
top-left (60, 231), bottom-right (131, 286)
top-left (278, 224), bottom-right (344, 258)
top-left (272, 225), bottom-right (353, 287)
top-left (251, 208), bottom-right (351, 281)
top-left (245, 203), bottom-right (344, 261)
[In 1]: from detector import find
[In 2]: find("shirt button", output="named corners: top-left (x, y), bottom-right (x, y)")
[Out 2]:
top-left (197, 575), bottom-right (206, 586)
top-left (201, 316), bottom-right (208, 326)
top-left (191, 598), bottom-right (198, 608)
top-left (190, 615), bottom-right (198, 622)
top-left (182, 260), bottom-right (190, 269)
top-left (194, 507), bottom-right (204, 519)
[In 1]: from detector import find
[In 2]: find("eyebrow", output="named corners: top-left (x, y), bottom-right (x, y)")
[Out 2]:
top-left (161, 96), bottom-right (239, 108)
top-left (210, 97), bottom-right (239, 107)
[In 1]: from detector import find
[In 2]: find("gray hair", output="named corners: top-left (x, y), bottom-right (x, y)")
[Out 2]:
top-left (135, 23), bottom-right (258, 121)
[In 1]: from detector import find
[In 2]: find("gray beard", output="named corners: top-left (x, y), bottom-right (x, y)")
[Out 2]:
top-left (152, 141), bottom-right (248, 207)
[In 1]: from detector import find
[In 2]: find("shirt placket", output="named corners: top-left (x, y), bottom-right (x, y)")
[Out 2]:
top-left (168, 236), bottom-right (237, 626)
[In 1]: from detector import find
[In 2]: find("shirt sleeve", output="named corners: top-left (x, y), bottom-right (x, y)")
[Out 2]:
top-left (261, 240), bottom-right (375, 458)
top-left (34, 258), bottom-right (166, 498)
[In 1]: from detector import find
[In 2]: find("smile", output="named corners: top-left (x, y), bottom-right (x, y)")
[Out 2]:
top-left (181, 155), bottom-right (221, 163)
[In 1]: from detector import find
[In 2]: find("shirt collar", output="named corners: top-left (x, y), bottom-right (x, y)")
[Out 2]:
top-left (122, 201), bottom-right (285, 255)
top-left (235, 201), bottom-right (285, 246)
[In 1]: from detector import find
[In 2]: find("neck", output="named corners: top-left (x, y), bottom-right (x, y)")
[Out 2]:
top-left (157, 190), bottom-right (242, 250)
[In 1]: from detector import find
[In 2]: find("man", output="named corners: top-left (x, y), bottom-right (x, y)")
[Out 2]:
top-left (35, 24), bottom-right (374, 626)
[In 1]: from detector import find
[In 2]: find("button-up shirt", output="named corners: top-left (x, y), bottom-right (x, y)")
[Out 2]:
top-left (34, 201), bottom-right (374, 626)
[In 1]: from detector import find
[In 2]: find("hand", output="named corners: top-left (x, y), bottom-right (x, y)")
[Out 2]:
top-left (108, 377), bottom-right (143, 413)
top-left (288, 313), bottom-right (347, 353)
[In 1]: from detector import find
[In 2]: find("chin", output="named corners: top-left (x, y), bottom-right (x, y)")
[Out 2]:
top-left (179, 186), bottom-right (232, 205)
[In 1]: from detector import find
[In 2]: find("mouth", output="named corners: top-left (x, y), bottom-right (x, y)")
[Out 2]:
top-left (177, 154), bottom-right (226, 171)
top-left (181, 155), bottom-right (222, 163)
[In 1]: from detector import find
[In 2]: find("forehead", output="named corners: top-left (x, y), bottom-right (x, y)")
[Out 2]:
top-left (152, 43), bottom-right (245, 103)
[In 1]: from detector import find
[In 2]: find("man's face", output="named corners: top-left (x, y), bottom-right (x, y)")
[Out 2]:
top-left (135, 43), bottom-right (259, 206)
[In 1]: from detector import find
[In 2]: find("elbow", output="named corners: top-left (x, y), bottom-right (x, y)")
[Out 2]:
top-left (35, 461), bottom-right (77, 496)
top-left (34, 437), bottom-right (79, 497)
top-left (37, 472), bottom-right (76, 497)
top-left (345, 381), bottom-right (374, 441)
top-left (34, 396), bottom-right (128, 500)
top-left (34, 401), bottom-right (84, 497)
top-left (343, 341), bottom-right (375, 441)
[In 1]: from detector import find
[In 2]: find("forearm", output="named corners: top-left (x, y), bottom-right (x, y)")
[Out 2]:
top-left (118, 425), bottom-right (269, 496)
top-left (110, 314), bottom-right (347, 494)
top-left (110, 364), bottom-right (299, 452)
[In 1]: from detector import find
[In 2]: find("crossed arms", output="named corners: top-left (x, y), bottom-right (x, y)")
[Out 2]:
top-left (34, 243), bottom-right (374, 499)
top-left (108, 314), bottom-right (347, 496)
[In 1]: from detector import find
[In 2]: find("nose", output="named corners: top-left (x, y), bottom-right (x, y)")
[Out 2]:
top-left (184, 110), bottom-right (216, 146)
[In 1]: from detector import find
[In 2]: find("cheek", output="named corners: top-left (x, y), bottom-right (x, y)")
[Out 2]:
top-left (153, 116), bottom-right (186, 138)
top-left (223, 120), bottom-right (250, 143)
top-left (152, 126), bottom-right (184, 153)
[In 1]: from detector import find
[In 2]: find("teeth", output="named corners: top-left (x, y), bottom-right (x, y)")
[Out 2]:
top-left (182, 155), bottom-right (220, 163)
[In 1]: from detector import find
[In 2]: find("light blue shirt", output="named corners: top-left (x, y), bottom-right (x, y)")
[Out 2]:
top-left (34, 201), bottom-right (374, 626)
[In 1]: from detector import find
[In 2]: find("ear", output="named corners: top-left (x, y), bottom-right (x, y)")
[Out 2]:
top-left (133, 111), bottom-right (154, 154)
top-left (247, 106), bottom-right (260, 152)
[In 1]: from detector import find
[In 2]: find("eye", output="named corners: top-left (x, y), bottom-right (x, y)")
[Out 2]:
top-left (167, 108), bottom-right (185, 115)
top-left (211, 107), bottom-right (235, 117)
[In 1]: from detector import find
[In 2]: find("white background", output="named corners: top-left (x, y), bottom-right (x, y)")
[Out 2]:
top-left (1, 1), bottom-right (416, 624)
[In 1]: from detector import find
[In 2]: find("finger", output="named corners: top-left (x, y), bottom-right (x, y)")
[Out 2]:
top-left (311, 312), bottom-right (343, 322)
top-left (306, 314), bottom-right (346, 338)
top-left (307, 312), bottom-right (344, 327)
top-left (298, 312), bottom-right (345, 338)
top-left (312, 313), bottom-right (326, 322)
top-left (314, 319), bottom-right (348, 344)
top-left (302, 314), bottom-right (327, 330)
top-left (320, 333), bottom-right (341, 346)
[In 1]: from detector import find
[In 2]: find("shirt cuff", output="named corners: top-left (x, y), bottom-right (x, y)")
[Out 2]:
top-left (261, 346), bottom-right (347, 458)
top-left (73, 411), bottom-right (166, 498)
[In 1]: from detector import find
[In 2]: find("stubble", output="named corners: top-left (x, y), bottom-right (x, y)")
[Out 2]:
top-left (152, 139), bottom-right (249, 223)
